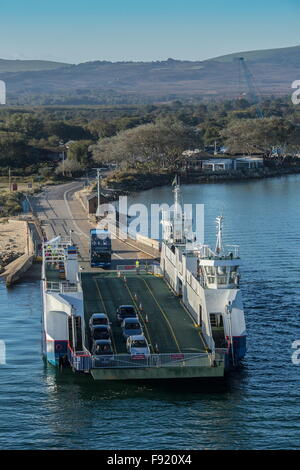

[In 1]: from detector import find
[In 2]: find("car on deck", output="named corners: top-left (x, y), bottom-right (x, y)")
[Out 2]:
top-left (116, 305), bottom-right (138, 325)
top-left (92, 339), bottom-right (113, 356)
top-left (121, 317), bottom-right (143, 340)
top-left (89, 313), bottom-right (110, 329)
top-left (90, 324), bottom-right (111, 340)
top-left (126, 335), bottom-right (150, 357)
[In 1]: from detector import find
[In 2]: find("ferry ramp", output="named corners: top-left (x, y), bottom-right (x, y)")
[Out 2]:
top-left (81, 272), bottom-right (207, 355)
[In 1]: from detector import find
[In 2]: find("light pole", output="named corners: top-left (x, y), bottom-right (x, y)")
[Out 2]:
top-left (93, 168), bottom-right (102, 217)
top-left (59, 141), bottom-right (65, 177)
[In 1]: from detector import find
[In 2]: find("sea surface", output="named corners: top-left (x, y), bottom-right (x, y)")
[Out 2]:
top-left (0, 175), bottom-right (300, 450)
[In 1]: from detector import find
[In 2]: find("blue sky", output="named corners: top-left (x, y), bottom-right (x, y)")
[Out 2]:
top-left (0, 0), bottom-right (299, 63)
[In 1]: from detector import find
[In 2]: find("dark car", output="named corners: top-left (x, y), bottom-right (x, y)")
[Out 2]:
top-left (116, 305), bottom-right (138, 325)
top-left (91, 324), bottom-right (110, 340)
top-left (91, 339), bottom-right (113, 355)
top-left (121, 317), bottom-right (143, 340)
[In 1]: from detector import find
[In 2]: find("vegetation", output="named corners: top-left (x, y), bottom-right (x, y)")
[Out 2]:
top-left (0, 96), bottom-right (300, 186)
top-left (91, 117), bottom-right (201, 171)
top-left (0, 191), bottom-right (22, 216)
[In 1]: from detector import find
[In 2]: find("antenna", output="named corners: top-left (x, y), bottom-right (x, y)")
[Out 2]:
top-left (172, 174), bottom-right (181, 213)
top-left (215, 215), bottom-right (224, 254)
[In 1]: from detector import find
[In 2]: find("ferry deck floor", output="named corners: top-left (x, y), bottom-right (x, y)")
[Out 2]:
top-left (81, 271), bottom-right (207, 355)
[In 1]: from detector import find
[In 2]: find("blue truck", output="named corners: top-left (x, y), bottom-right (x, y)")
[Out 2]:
top-left (90, 229), bottom-right (112, 268)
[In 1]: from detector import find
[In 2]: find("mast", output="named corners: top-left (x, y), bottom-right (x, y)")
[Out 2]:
top-left (215, 215), bottom-right (224, 254)
top-left (173, 174), bottom-right (181, 214)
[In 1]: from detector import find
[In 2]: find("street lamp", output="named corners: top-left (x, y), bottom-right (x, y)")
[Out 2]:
top-left (59, 141), bottom-right (65, 177)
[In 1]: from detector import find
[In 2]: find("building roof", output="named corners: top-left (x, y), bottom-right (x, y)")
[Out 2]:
top-left (202, 158), bottom-right (232, 164)
top-left (236, 156), bottom-right (264, 162)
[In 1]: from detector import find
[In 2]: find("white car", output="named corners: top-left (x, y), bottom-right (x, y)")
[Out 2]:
top-left (126, 335), bottom-right (150, 357)
top-left (89, 313), bottom-right (110, 330)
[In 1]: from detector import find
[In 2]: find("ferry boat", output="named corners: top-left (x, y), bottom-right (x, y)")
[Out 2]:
top-left (41, 182), bottom-right (246, 379)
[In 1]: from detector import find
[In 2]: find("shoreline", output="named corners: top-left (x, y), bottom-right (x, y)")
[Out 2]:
top-left (101, 165), bottom-right (300, 202)
top-left (0, 219), bottom-right (27, 274)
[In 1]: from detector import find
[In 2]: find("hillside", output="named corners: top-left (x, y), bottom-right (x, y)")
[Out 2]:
top-left (0, 59), bottom-right (70, 73)
top-left (0, 45), bottom-right (299, 104)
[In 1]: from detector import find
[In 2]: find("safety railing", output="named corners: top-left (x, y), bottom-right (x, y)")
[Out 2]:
top-left (67, 345), bottom-right (91, 372)
top-left (91, 352), bottom-right (223, 369)
top-left (116, 264), bottom-right (162, 276)
top-left (45, 281), bottom-right (79, 293)
top-left (196, 244), bottom-right (240, 260)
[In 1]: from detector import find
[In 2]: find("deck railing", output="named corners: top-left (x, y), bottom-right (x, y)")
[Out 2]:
top-left (91, 352), bottom-right (224, 370)
top-left (67, 345), bottom-right (91, 372)
top-left (196, 244), bottom-right (240, 260)
top-left (45, 281), bottom-right (79, 293)
top-left (116, 264), bottom-right (162, 276)
top-left (67, 343), bottom-right (225, 372)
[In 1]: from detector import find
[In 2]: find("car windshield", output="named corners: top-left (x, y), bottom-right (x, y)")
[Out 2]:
top-left (93, 318), bottom-right (107, 325)
top-left (132, 340), bottom-right (147, 348)
top-left (126, 323), bottom-right (140, 330)
top-left (121, 307), bottom-right (135, 315)
top-left (95, 344), bottom-right (112, 354)
top-left (94, 329), bottom-right (109, 339)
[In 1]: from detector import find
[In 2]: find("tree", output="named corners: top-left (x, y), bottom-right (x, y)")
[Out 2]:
top-left (91, 117), bottom-right (201, 171)
top-left (67, 140), bottom-right (92, 165)
top-left (87, 119), bottom-right (117, 138)
top-left (6, 113), bottom-right (44, 139)
top-left (55, 159), bottom-right (84, 177)
top-left (220, 117), bottom-right (296, 155)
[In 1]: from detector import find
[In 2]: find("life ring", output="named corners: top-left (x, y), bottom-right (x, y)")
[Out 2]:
top-left (55, 343), bottom-right (62, 352)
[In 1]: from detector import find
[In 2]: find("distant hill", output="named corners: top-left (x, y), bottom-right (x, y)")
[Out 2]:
top-left (0, 59), bottom-right (70, 73)
top-left (210, 45), bottom-right (300, 65)
top-left (0, 46), bottom-right (299, 104)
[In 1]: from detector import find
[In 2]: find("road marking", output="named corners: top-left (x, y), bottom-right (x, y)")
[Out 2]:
top-left (142, 277), bottom-right (182, 353)
top-left (122, 277), bottom-right (154, 353)
top-left (63, 185), bottom-right (89, 240)
top-left (93, 279), bottom-right (117, 354)
top-left (179, 300), bottom-right (208, 351)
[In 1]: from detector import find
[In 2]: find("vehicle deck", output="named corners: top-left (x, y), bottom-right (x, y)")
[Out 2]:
top-left (45, 263), bottom-right (65, 283)
top-left (81, 271), bottom-right (207, 355)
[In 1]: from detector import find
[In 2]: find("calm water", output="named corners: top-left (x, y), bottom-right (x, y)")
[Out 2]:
top-left (1, 175), bottom-right (300, 450)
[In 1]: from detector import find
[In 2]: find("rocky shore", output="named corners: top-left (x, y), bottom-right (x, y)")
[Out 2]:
top-left (0, 251), bottom-right (24, 274)
top-left (0, 219), bottom-right (27, 275)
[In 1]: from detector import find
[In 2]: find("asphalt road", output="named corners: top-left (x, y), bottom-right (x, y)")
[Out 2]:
top-left (30, 180), bottom-right (157, 270)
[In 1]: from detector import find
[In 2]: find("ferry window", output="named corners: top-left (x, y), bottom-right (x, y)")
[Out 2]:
top-left (217, 266), bottom-right (226, 275)
top-left (229, 267), bottom-right (238, 283)
top-left (205, 266), bottom-right (215, 276)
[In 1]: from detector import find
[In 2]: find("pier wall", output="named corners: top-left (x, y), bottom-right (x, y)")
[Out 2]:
top-left (3, 220), bottom-right (37, 286)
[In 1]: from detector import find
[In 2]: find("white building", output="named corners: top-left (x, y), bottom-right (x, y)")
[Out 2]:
top-left (234, 156), bottom-right (264, 170)
top-left (202, 159), bottom-right (233, 172)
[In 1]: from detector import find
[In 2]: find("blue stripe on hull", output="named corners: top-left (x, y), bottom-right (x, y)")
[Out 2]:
top-left (225, 336), bottom-right (247, 369)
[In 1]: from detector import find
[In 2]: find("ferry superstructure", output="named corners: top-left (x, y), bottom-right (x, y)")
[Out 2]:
top-left (41, 182), bottom-right (246, 380)
top-left (160, 182), bottom-right (246, 367)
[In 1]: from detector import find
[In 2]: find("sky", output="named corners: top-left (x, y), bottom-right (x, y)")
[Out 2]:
top-left (0, 0), bottom-right (299, 63)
